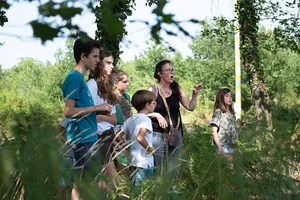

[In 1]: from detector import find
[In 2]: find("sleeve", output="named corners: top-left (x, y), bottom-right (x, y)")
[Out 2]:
top-left (59, 116), bottom-right (69, 128)
top-left (124, 92), bottom-right (130, 102)
top-left (86, 79), bottom-right (99, 104)
top-left (123, 120), bottom-right (129, 135)
top-left (210, 109), bottom-right (222, 128)
top-left (116, 104), bottom-right (125, 125)
top-left (138, 116), bottom-right (152, 133)
top-left (63, 74), bottom-right (80, 100)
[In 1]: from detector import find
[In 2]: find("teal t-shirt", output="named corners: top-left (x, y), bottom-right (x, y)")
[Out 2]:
top-left (62, 70), bottom-right (97, 144)
top-left (116, 92), bottom-right (131, 125)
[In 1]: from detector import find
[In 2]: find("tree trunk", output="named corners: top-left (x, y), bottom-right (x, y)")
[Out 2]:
top-left (237, 0), bottom-right (272, 129)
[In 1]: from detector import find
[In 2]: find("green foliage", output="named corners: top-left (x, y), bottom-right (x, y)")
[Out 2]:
top-left (95, 0), bottom-right (136, 63)
top-left (135, 40), bottom-right (173, 77)
top-left (189, 19), bottom-right (236, 95)
top-left (0, 19), bottom-right (299, 199)
top-left (0, 106), bottom-right (59, 199)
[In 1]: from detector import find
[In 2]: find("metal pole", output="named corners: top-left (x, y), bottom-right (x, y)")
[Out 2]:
top-left (234, 0), bottom-right (242, 119)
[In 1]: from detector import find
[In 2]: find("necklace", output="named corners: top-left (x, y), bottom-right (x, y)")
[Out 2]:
top-left (162, 87), bottom-right (171, 95)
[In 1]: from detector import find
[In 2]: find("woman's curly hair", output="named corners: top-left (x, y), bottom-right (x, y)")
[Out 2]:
top-left (88, 50), bottom-right (118, 104)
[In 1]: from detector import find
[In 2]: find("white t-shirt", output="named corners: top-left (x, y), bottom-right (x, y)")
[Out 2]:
top-left (123, 113), bottom-right (153, 169)
top-left (86, 79), bottom-right (116, 134)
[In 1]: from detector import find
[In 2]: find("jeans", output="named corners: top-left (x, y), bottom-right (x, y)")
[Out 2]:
top-left (152, 130), bottom-right (182, 178)
top-left (134, 167), bottom-right (154, 186)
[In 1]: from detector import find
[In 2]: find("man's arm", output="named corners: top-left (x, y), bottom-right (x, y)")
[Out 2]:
top-left (64, 99), bottom-right (112, 118)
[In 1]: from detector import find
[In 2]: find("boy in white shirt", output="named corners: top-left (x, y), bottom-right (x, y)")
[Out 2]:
top-left (122, 90), bottom-right (157, 185)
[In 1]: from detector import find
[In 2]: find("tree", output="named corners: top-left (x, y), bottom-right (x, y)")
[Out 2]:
top-left (1, 0), bottom-right (96, 43)
top-left (236, 0), bottom-right (273, 128)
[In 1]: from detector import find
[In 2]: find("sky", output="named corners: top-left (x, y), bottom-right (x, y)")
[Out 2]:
top-left (0, 0), bottom-right (235, 69)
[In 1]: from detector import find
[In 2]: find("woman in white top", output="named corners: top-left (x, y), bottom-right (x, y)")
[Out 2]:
top-left (87, 50), bottom-right (120, 185)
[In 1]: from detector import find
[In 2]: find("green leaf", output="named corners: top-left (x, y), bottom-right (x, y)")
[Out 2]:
top-left (30, 21), bottom-right (60, 43)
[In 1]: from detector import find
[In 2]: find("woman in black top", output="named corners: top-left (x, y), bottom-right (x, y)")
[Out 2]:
top-left (148, 60), bottom-right (202, 184)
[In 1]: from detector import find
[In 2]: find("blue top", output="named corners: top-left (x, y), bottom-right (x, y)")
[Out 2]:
top-left (62, 70), bottom-right (97, 144)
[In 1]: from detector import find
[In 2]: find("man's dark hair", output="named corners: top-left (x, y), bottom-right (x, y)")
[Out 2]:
top-left (73, 39), bottom-right (100, 64)
top-left (131, 90), bottom-right (156, 111)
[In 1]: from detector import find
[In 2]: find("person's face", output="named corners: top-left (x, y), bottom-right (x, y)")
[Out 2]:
top-left (147, 100), bottom-right (157, 113)
top-left (116, 75), bottom-right (129, 93)
top-left (159, 63), bottom-right (175, 83)
top-left (224, 92), bottom-right (232, 107)
top-left (83, 48), bottom-right (100, 70)
top-left (101, 56), bottom-right (114, 75)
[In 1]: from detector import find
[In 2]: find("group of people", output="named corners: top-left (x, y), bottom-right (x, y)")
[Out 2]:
top-left (57, 38), bottom-right (238, 199)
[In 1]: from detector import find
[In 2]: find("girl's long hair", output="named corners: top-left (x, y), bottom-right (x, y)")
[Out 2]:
top-left (214, 88), bottom-right (235, 114)
top-left (109, 69), bottom-right (128, 97)
top-left (153, 60), bottom-right (181, 99)
top-left (88, 50), bottom-right (118, 104)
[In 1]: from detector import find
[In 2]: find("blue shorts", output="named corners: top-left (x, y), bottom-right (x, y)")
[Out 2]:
top-left (215, 144), bottom-right (235, 154)
top-left (73, 142), bottom-right (102, 181)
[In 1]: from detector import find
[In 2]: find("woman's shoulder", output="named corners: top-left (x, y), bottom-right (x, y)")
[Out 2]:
top-left (123, 92), bottom-right (130, 100)
top-left (86, 78), bottom-right (96, 85)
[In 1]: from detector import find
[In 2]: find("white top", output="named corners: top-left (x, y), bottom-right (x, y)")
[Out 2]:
top-left (86, 79), bottom-right (116, 134)
top-left (123, 113), bottom-right (153, 169)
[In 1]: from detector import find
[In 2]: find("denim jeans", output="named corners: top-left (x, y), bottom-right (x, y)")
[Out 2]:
top-left (152, 130), bottom-right (182, 178)
top-left (134, 167), bottom-right (154, 186)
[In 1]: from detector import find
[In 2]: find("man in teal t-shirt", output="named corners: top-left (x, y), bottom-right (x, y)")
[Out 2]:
top-left (62, 70), bottom-right (97, 144)
top-left (61, 38), bottom-right (112, 198)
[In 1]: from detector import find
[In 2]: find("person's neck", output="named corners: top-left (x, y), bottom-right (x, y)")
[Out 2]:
top-left (159, 81), bottom-right (170, 89)
top-left (74, 63), bottom-right (88, 76)
top-left (225, 106), bottom-right (230, 111)
top-left (138, 109), bottom-right (149, 115)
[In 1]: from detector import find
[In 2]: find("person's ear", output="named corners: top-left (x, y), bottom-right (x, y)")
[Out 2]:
top-left (80, 53), bottom-right (86, 61)
top-left (145, 103), bottom-right (150, 109)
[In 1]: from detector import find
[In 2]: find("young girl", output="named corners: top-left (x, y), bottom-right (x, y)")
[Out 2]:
top-left (87, 50), bottom-right (119, 185)
top-left (109, 69), bottom-right (132, 132)
top-left (210, 88), bottom-right (238, 161)
top-left (109, 69), bottom-right (132, 170)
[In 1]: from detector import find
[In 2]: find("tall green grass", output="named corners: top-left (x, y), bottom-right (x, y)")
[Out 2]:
top-left (0, 105), bottom-right (299, 199)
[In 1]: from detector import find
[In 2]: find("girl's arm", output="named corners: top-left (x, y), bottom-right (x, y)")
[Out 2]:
top-left (136, 128), bottom-right (155, 154)
top-left (179, 84), bottom-right (202, 111)
top-left (212, 125), bottom-right (222, 154)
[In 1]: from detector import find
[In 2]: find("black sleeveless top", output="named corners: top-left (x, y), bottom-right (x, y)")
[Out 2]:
top-left (151, 89), bottom-right (182, 133)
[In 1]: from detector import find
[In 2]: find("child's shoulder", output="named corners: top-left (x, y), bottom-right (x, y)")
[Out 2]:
top-left (213, 108), bottom-right (223, 114)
